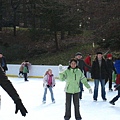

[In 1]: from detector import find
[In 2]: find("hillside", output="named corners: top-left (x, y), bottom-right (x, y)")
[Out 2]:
top-left (0, 28), bottom-right (109, 65)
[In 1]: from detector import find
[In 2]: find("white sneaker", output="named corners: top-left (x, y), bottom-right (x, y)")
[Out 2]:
top-left (52, 100), bottom-right (55, 103)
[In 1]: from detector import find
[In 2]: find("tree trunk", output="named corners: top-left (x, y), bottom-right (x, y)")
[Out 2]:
top-left (0, 0), bottom-right (2, 31)
top-left (13, 10), bottom-right (16, 36)
top-left (61, 30), bottom-right (65, 40)
top-left (11, 0), bottom-right (21, 36)
top-left (54, 30), bottom-right (59, 50)
top-left (23, 0), bottom-right (27, 27)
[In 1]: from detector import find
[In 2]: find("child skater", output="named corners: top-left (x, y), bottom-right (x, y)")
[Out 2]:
top-left (109, 57), bottom-right (120, 105)
top-left (59, 58), bottom-right (92, 120)
top-left (23, 63), bottom-right (29, 81)
top-left (42, 69), bottom-right (55, 104)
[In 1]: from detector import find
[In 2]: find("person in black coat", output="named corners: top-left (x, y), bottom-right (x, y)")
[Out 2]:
top-left (105, 54), bottom-right (117, 91)
top-left (0, 53), bottom-right (8, 72)
top-left (75, 52), bottom-right (91, 100)
top-left (91, 52), bottom-right (108, 101)
top-left (0, 66), bottom-right (28, 116)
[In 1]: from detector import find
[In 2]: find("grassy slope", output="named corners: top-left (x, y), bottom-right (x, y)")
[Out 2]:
top-left (28, 43), bottom-right (95, 65)
top-left (1, 28), bottom-right (101, 65)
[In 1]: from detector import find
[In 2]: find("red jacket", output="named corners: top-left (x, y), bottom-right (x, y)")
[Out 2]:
top-left (84, 56), bottom-right (91, 72)
top-left (116, 74), bottom-right (120, 84)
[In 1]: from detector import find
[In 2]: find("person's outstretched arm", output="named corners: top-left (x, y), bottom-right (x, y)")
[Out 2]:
top-left (0, 67), bottom-right (28, 116)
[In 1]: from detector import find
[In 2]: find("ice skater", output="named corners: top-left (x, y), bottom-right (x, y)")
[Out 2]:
top-left (109, 57), bottom-right (120, 105)
top-left (23, 63), bottom-right (29, 81)
top-left (18, 62), bottom-right (25, 77)
top-left (0, 53), bottom-right (8, 73)
top-left (18, 60), bottom-right (31, 78)
top-left (91, 52), bottom-right (108, 101)
top-left (0, 65), bottom-right (28, 116)
top-left (105, 53), bottom-right (117, 91)
top-left (59, 58), bottom-right (92, 120)
top-left (42, 69), bottom-right (55, 104)
top-left (75, 52), bottom-right (91, 100)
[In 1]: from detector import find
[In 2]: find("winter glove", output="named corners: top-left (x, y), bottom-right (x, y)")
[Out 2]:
top-left (114, 84), bottom-right (120, 90)
top-left (58, 64), bottom-right (64, 72)
top-left (89, 88), bottom-right (92, 94)
top-left (47, 85), bottom-right (50, 88)
top-left (15, 99), bottom-right (28, 117)
top-left (114, 70), bottom-right (117, 74)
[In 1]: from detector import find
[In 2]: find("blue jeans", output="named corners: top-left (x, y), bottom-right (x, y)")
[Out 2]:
top-left (111, 89), bottom-right (120, 103)
top-left (43, 87), bottom-right (55, 102)
top-left (93, 79), bottom-right (106, 100)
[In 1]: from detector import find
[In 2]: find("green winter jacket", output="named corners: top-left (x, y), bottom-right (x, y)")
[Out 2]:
top-left (59, 68), bottom-right (90, 94)
top-left (23, 66), bottom-right (29, 73)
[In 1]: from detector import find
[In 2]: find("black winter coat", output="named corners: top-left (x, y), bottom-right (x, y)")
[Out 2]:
top-left (91, 58), bottom-right (108, 79)
top-left (106, 59), bottom-right (116, 74)
top-left (0, 66), bottom-right (20, 102)
top-left (0, 56), bottom-right (8, 71)
top-left (77, 59), bottom-right (91, 72)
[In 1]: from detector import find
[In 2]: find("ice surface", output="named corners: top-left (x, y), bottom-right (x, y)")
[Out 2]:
top-left (0, 77), bottom-right (120, 120)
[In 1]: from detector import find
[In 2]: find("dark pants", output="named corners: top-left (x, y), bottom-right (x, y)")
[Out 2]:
top-left (105, 72), bottom-right (112, 89)
top-left (79, 82), bottom-right (83, 99)
top-left (19, 71), bottom-right (23, 76)
top-left (64, 92), bottom-right (82, 120)
top-left (110, 89), bottom-right (120, 103)
top-left (23, 73), bottom-right (27, 81)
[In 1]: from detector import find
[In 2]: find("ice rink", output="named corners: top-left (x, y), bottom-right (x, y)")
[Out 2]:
top-left (0, 77), bottom-right (120, 120)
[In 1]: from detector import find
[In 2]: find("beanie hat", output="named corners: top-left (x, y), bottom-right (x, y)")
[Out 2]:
top-left (107, 54), bottom-right (112, 58)
top-left (96, 52), bottom-right (102, 55)
top-left (69, 58), bottom-right (77, 64)
top-left (75, 52), bottom-right (82, 56)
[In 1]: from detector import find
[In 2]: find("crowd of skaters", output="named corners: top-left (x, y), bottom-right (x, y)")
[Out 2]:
top-left (0, 51), bottom-right (120, 120)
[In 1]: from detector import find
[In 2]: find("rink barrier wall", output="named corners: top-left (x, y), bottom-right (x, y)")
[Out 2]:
top-left (6, 64), bottom-right (67, 79)
top-left (6, 64), bottom-right (94, 81)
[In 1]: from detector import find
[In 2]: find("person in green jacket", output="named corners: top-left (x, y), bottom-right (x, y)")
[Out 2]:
top-left (23, 63), bottom-right (29, 81)
top-left (59, 58), bottom-right (92, 120)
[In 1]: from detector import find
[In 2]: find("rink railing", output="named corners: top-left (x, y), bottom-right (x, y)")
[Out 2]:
top-left (6, 64), bottom-right (116, 81)
top-left (6, 64), bottom-right (95, 81)
top-left (6, 64), bottom-right (67, 79)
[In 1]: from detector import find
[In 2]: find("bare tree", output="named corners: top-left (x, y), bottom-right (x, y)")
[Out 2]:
top-left (11, 0), bottom-right (21, 36)
top-left (0, 0), bottom-right (2, 31)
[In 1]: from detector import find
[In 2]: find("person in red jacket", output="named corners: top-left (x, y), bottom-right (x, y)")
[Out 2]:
top-left (105, 53), bottom-right (117, 91)
top-left (84, 54), bottom-right (92, 79)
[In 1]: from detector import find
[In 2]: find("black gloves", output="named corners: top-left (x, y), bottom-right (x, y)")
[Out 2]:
top-left (47, 85), bottom-right (55, 88)
top-left (114, 84), bottom-right (120, 90)
top-left (15, 99), bottom-right (28, 117)
top-left (114, 70), bottom-right (117, 74)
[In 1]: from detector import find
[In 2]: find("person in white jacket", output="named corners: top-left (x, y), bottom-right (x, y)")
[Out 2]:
top-left (42, 69), bottom-right (55, 104)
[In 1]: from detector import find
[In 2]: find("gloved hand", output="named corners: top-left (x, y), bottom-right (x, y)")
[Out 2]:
top-left (58, 64), bottom-right (64, 72)
top-left (89, 88), bottom-right (92, 94)
top-left (114, 84), bottom-right (120, 90)
top-left (114, 70), bottom-right (117, 74)
top-left (15, 99), bottom-right (28, 117)
top-left (47, 85), bottom-right (50, 88)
